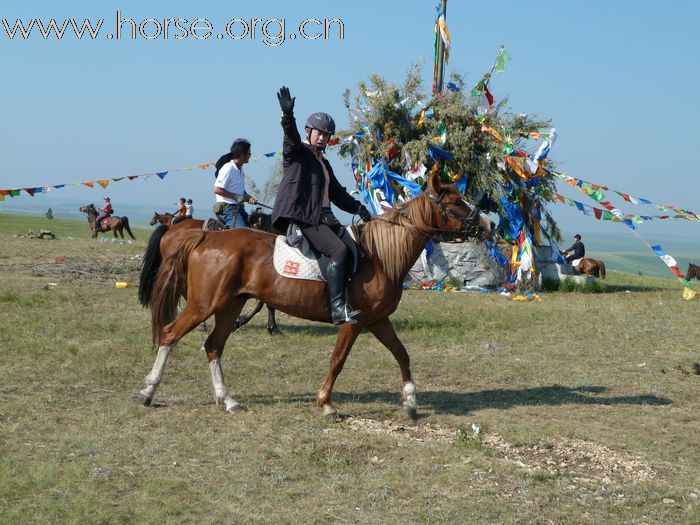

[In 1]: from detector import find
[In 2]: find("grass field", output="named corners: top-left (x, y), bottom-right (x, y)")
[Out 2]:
top-left (1, 213), bottom-right (699, 524)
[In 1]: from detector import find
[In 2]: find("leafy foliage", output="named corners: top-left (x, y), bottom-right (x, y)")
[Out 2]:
top-left (338, 65), bottom-right (562, 243)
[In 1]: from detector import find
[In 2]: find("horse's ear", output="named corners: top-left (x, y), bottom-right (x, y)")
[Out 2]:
top-left (427, 170), bottom-right (441, 195)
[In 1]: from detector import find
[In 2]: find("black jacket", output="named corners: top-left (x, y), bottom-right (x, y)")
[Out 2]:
top-left (565, 240), bottom-right (585, 259)
top-left (271, 112), bottom-right (362, 230)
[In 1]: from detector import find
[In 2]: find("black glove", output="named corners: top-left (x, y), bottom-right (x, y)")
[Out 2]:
top-left (357, 205), bottom-right (372, 222)
top-left (277, 86), bottom-right (295, 114)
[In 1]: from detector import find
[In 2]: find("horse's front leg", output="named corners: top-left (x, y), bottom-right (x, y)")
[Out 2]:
top-left (317, 323), bottom-right (362, 421)
top-left (366, 318), bottom-right (417, 419)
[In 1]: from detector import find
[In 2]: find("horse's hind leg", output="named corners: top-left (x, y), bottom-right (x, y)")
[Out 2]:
top-left (317, 323), bottom-right (362, 421)
top-left (266, 306), bottom-right (282, 336)
top-left (235, 299), bottom-right (264, 330)
top-left (367, 318), bottom-right (417, 420)
top-left (203, 300), bottom-right (246, 413)
top-left (139, 304), bottom-right (210, 406)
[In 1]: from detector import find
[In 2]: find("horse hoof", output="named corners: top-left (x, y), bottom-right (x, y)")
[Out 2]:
top-left (267, 327), bottom-right (282, 336)
top-left (324, 411), bottom-right (340, 423)
top-left (138, 391), bottom-right (153, 406)
top-left (226, 403), bottom-right (247, 414)
top-left (403, 403), bottom-right (418, 420)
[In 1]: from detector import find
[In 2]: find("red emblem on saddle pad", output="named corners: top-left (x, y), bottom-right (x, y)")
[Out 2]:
top-left (283, 260), bottom-right (300, 276)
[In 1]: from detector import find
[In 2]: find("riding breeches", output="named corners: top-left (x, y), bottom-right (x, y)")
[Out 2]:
top-left (300, 223), bottom-right (349, 264)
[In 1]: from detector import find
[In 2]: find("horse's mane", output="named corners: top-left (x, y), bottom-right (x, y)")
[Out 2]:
top-left (360, 196), bottom-right (435, 285)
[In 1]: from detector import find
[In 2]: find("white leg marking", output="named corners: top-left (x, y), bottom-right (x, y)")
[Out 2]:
top-left (403, 381), bottom-right (417, 408)
top-left (140, 345), bottom-right (171, 401)
top-left (209, 358), bottom-right (241, 413)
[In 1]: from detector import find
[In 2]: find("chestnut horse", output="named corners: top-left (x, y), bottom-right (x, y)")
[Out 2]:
top-left (79, 204), bottom-right (135, 240)
top-left (137, 173), bottom-right (493, 419)
top-left (686, 263), bottom-right (699, 281)
top-left (576, 258), bottom-right (606, 279)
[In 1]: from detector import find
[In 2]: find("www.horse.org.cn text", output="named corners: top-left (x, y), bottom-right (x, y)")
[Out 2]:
top-left (1, 12), bottom-right (345, 46)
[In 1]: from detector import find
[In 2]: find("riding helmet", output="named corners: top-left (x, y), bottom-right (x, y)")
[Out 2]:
top-left (305, 112), bottom-right (336, 135)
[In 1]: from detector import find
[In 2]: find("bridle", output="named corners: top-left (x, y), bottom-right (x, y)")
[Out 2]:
top-left (369, 191), bottom-right (485, 242)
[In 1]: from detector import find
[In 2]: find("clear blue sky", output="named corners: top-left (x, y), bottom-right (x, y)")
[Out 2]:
top-left (1, 0), bottom-right (698, 244)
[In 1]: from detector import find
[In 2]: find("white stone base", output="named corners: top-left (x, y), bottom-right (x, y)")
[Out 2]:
top-left (406, 243), bottom-right (597, 288)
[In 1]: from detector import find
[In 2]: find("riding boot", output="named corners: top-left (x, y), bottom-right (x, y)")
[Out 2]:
top-left (327, 260), bottom-right (361, 325)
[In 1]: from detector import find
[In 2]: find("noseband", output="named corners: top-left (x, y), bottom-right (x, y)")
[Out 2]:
top-left (424, 191), bottom-right (483, 242)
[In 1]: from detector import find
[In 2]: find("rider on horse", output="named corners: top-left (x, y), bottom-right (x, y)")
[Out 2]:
top-left (95, 197), bottom-right (113, 231)
top-left (562, 234), bottom-right (585, 264)
top-left (172, 198), bottom-right (187, 224)
top-left (214, 139), bottom-right (257, 229)
top-left (272, 86), bottom-right (372, 325)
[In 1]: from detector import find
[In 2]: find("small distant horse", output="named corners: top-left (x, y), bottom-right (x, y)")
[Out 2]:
top-left (575, 258), bottom-right (606, 279)
top-left (686, 263), bottom-right (699, 281)
top-left (137, 172), bottom-right (493, 419)
top-left (79, 204), bottom-right (135, 240)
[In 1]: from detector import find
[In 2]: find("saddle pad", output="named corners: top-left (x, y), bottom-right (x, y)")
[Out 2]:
top-left (571, 258), bottom-right (582, 267)
top-left (273, 235), bottom-right (325, 282)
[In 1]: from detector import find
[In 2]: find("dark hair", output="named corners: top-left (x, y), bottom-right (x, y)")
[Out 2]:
top-left (230, 138), bottom-right (251, 159)
top-left (186, 199), bottom-right (192, 204)
top-left (214, 139), bottom-right (251, 177)
top-left (179, 197), bottom-right (186, 202)
top-left (574, 234), bottom-right (581, 240)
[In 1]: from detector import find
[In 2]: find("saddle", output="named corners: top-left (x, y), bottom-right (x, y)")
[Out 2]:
top-left (273, 225), bottom-right (364, 282)
top-left (202, 218), bottom-right (226, 231)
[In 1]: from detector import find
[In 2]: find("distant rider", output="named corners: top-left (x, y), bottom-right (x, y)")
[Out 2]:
top-left (95, 197), bottom-right (113, 231)
top-left (562, 234), bottom-right (585, 264)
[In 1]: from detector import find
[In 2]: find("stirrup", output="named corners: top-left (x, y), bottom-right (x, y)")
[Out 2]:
top-left (332, 304), bottom-right (361, 325)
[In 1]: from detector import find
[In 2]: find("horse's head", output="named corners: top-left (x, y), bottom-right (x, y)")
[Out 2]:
top-left (149, 212), bottom-right (158, 226)
top-left (424, 172), bottom-right (495, 242)
top-left (687, 263), bottom-right (698, 281)
top-left (79, 204), bottom-right (95, 214)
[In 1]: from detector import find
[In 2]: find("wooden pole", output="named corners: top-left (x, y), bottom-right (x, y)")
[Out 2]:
top-left (435, 0), bottom-right (447, 93)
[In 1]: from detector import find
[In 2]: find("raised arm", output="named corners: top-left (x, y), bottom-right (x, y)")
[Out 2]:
top-left (277, 86), bottom-right (303, 160)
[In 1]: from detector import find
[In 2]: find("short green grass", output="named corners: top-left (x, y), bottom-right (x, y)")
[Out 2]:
top-left (1, 213), bottom-right (699, 524)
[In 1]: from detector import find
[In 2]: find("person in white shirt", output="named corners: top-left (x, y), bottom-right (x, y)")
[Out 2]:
top-left (213, 138), bottom-right (257, 229)
top-left (185, 199), bottom-right (193, 219)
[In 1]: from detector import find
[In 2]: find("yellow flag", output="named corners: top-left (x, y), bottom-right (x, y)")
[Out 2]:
top-left (416, 109), bottom-right (426, 129)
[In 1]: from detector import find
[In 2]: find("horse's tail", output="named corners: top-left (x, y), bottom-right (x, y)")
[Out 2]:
top-left (123, 216), bottom-right (136, 239)
top-left (598, 259), bottom-right (606, 279)
top-left (149, 229), bottom-right (206, 346)
top-left (139, 224), bottom-right (168, 307)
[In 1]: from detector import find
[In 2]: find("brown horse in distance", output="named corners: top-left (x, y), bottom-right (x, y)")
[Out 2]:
top-left (79, 204), bottom-right (135, 240)
top-left (576, 258), bottom-right (606, 279)
top-left (150, 211), bottom-right (176, 226)
top-left (686, 263), bottom-right (699, 280)
top-left (137, 172), bottom-right (494, 420)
